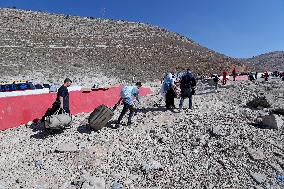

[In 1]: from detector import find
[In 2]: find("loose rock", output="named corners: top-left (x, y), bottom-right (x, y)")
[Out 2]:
top-left (56, 143), bottom-right (78, 153)
top-left (248, 148), bottom-right (266, 161)
top-left (250, 172), bottom-right (267, 184)
top-left (262, 114), bottom-right (284, 130)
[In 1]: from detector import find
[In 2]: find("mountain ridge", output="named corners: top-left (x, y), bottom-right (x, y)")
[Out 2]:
top-left (0, 8), bottom-right (244, 84)
top-left (244, 51), bottom-right (284, 71)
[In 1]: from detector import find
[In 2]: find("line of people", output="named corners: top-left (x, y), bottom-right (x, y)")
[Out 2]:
top-left (42, 78), bottom-right (143, 128)
top-left (42, 68), bottom-right (284, 129)
top-left (160, 68), bottom-right (197, 111)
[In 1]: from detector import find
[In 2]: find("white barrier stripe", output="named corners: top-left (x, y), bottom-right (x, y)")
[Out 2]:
top-left (0, 89), bottom-right (49, 98)
top-left (0, 86), bottom-right (82, 98)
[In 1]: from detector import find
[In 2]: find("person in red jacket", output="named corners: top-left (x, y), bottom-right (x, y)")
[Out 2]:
top-left (222, 71), bottom-right (227, 85)
top-left (281, 72), bottom-right (284, 81)
top-left (232, 68), bottom-right (237, 81)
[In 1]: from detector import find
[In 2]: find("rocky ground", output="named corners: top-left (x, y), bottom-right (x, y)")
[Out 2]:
top-left (0, 78), bottom-right (283, 189)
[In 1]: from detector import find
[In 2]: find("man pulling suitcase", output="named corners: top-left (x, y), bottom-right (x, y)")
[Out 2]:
top-left (117, 82), bottom-right (142, 126)
top-left (88, 82), bottom-right (142, 131)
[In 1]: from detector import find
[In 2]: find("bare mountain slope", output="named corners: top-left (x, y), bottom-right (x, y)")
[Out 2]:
top-left (0, 8), bottom-right (243, 84)
top-left (245, 51), bottom-right (284, 71)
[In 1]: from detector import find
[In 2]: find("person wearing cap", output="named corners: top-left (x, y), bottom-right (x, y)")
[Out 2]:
top-left (117, 82), bottom-right (142, 126)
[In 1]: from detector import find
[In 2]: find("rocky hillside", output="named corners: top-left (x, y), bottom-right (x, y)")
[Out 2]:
top-left (0, 8), bottom-right (243, 85)
top-left (245, 51), bottom-right (284, 71)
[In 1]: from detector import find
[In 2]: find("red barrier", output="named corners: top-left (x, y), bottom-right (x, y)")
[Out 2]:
top-left (0, 86), bottom-right (151, 130)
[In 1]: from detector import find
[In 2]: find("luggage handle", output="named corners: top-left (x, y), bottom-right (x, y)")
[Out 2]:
top-left (54, 108), bottom-right (66, 115)
top-left (112, 98), bottom-right (122, 111)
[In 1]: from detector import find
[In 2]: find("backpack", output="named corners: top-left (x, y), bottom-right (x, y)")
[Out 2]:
top-left (213, 76), bottom-right (219, 82)
top-left (163, 80), bottom-right (172, 92)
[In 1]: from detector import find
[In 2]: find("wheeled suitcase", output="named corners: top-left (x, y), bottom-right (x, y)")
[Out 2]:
top-left (88, 99), bottom-right (121, 131)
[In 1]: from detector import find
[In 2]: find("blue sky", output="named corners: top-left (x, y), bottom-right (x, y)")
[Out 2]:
top-left (0, 0), bottom-right (283, 58)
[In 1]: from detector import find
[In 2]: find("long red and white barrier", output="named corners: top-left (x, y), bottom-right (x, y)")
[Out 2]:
top-left (0, 86), bottom-right (151, 130)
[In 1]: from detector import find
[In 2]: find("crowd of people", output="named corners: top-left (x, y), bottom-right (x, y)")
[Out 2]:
top-left (42, 67), bottom-right (284, 130)
top-left (160, 69), bottom-right (197, 111)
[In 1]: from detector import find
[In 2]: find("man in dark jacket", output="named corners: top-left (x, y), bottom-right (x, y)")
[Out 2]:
top-left (57, 78), bottom-right (72, 113)
top-left (179, 69), bottom-right (196, 111)
top-left (212, 74), bottom-right (220, 91)
top-left (41, 78), bottom-right (72, 122)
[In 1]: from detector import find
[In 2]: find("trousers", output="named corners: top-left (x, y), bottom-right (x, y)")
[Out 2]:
top-left (118, 102), bottom-right (135, 124)
top-left (179, 95), bottom-right (193, 109)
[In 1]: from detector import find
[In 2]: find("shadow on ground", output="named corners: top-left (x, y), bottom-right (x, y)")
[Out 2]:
top-left (77, 124), bottom-right (92, 134)
top-left (250, 123), bottom-right (275, 130)
top-left (30, 121), bottom-right (65, 139)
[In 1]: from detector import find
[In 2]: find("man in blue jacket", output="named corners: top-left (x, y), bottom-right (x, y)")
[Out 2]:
top-left (117, 82), bottom-right (142, 126)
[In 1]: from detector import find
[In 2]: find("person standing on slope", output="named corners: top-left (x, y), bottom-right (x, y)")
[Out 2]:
top-left (41, 78), bottom-right (72, 122)
top-left (162, 73), bottom-right (177, 110)
top-left (222, 71), bottom-right (228, 85)
top-left (264, 71), bottom-right (269, 81)
top-left (212, 74), bottom-right (220, 92)
top-left (232, 68), bottom-right (237, 81)
top-left (179, 69), bottom-right (196, 111)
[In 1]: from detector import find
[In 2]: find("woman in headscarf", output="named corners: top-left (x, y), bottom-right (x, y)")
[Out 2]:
top-left (161, 72), bottom-right (177, 109)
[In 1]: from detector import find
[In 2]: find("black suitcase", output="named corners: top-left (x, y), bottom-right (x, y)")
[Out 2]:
top-left (88, 99), bottom-right (121, 131)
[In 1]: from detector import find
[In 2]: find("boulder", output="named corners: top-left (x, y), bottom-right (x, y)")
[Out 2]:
top-left (210, 126), bottom-right (226, 137)
top-left (262, 114), bottom-right (283, 130)
top-left (247, 97), bottom-right (271, 109)
top-left (80, 173), bottom-right (106, 189)
top-left (247, 148), bottom-right (265, 161)
top-left (167, 128), bottom-right (174, 134)
top-left (55, 143), bottom-right (78, 153)
top-left (250, 172), bottom-right (267, 184)
top-left (141, 160), bottom-right (163, 173)
top-left (0, 184), bottom-right (7, 189)
top-left (112, 180), bottom-right (123, 189)
top-left (269, 163), bottom-right (283, 173)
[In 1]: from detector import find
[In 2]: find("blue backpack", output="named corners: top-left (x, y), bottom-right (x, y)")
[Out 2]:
top-left (163, 80), bottom-right (172, 91)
